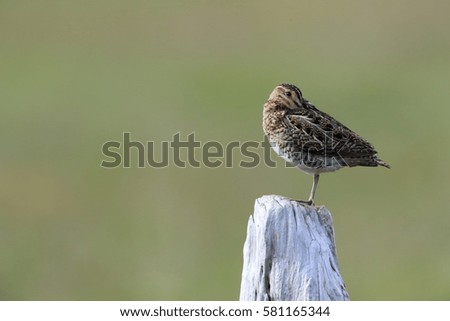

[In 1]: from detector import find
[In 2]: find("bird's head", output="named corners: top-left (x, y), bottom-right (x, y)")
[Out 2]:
top-left (267, 83), bottom-right (304, 110)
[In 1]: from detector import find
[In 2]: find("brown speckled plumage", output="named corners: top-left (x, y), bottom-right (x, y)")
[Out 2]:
top-left (263, 83), bottom-right (390, 204)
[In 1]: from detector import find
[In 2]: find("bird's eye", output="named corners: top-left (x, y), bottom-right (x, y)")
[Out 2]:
top-left (285, 91), bottom-right (292, 97)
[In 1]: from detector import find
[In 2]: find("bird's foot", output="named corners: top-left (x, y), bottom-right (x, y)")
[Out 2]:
top-left (294, 199), bottom-right (314, 206)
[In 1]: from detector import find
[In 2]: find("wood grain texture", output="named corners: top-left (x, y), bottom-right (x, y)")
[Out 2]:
top-left (239, 195), bottom-right (349, 301)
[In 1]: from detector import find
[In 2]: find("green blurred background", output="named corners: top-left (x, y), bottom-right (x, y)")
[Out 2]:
top-left (1, 0), bottom-right (450, 300)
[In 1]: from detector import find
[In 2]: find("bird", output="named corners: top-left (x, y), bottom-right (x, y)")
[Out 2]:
top-left (263, 83), bottom-right (390, 205)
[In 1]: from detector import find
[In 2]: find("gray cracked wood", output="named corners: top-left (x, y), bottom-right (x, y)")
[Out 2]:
top-left (239, 195), bottom-right (349, 301)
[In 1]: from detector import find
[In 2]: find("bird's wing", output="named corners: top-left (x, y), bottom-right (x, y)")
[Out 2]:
top-left (284, 113), bottom-right (329, 152)
top-left (285, 111), bottom-right (377, 158)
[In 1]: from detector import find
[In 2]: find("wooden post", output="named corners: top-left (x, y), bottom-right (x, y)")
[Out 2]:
top-left (239, 195), bottom-right (349, 301)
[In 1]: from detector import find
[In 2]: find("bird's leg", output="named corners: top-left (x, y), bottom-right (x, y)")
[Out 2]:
top-left (306, 174), bottom-right (320, 205)
top-left (295, 174), bottom-right (320, 206)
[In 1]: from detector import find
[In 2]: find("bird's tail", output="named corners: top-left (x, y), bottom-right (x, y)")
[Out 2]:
top-left (377, 159), bottom-right (391, 169)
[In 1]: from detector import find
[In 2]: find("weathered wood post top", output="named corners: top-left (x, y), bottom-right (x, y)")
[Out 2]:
top-left (239, 195), bottom-right (349, 301)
